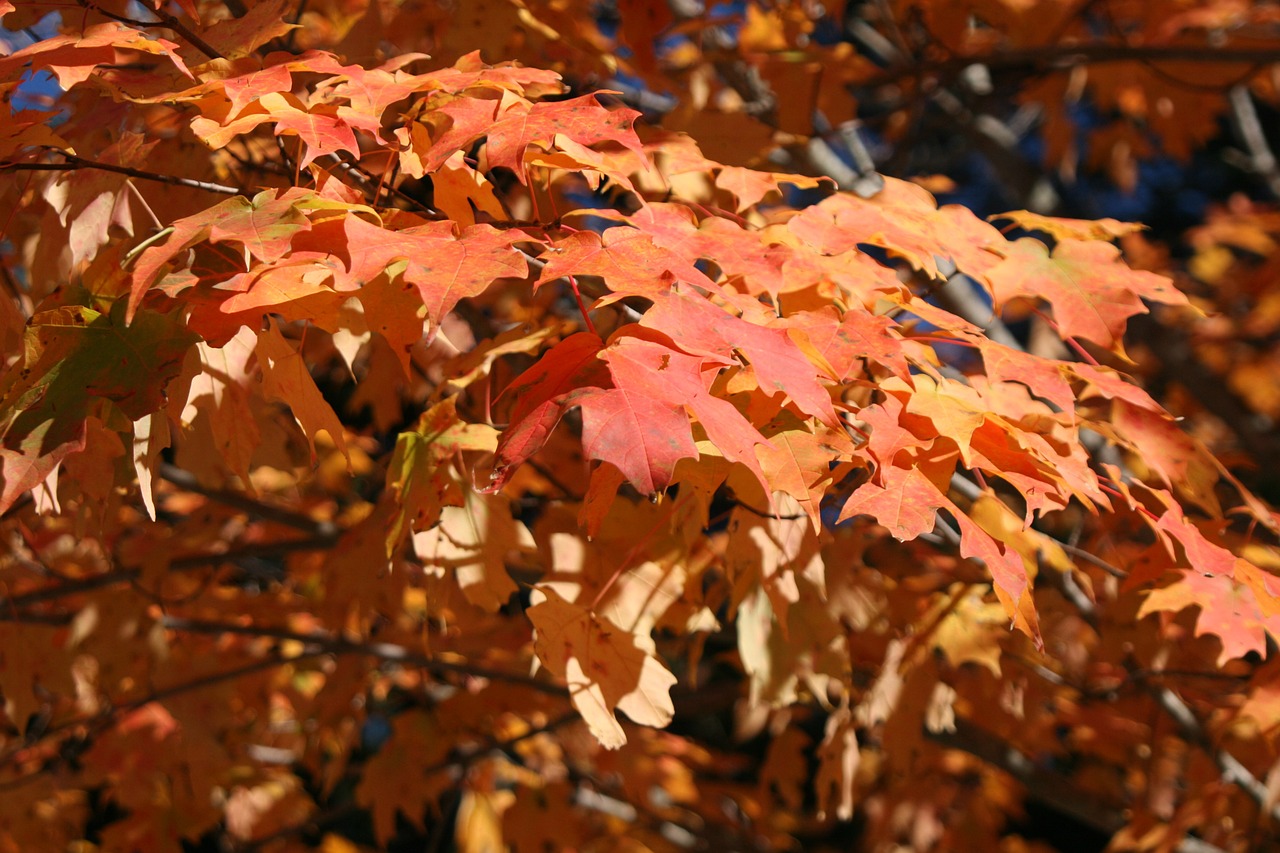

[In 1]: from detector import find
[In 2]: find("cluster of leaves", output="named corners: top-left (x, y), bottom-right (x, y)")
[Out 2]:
top-left (3, 1), bottom-right (1280, 852)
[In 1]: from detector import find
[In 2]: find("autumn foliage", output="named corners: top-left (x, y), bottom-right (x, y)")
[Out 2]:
top-left (4, 0), bottom-right (1280, 851)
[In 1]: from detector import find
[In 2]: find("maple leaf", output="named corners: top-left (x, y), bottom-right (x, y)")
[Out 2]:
top-left (1139, 568), bottom-right (1280, 665)
top-left (528, 586), bottom-right (677, 749)
top-left (980, 340), bottom-right (1077, 416)
top-left (0, 22), bottom-right (192, 88)
top-left (127, 188), bottom-right (356, 320)
top-left (336, 216), bottom-right (528, 332)
top-left (783, 307), bottom-right (911, 383)
top-left (838, 463), bottom-right (946, 541)
top-left (756, 411), bottom-right (857, 530)
top-left (191, 92), bottom-right (360, 168)
top-left (182, 332), bottom-right (261, 488)
top-left (0, 301), bottom-right (195, 513)
top-left (10, 3), bottom-right (1280, 847)
top-left (355, 710), bottom-right (453, 844)
top-left (715, 166), bottom-right (831, 212)
top-left (207, 191), bottom-right (314, 263)
top-left (489, 332), bottom-right (608, 491)
top-left (201, 0), bottom-right (296, 58)
top-left (894, 372), bottom-right (990, 465)
top-left (778, 178), bottom-right (1018, 295)
top-left (984, 238), bottom-right (1189, 350)
top-left (640, 290), bottom-right (841, 429)
top-left (583, 333), bottom-right (772, 496)
top-left (385, 396), bottom-right (498, 552)
top-left (536, 226), bottom-right (719, 299)
top-left (255, 321), bottom-right (350, 464)
top-left (992, 211), bottom-right (1147, 241)
top-left (412, 489), bottom-right (532, 612)
top-left (430, 94), bottom-right (645, 181)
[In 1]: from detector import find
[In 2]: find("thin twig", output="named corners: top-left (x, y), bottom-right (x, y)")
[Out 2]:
top-left (857, 44), bottom-right (1280, 92)
top-left (77, 0), bottom-right (224, 59)
top-left (0, 534), bottom-right (340, 611)
top-left (1, 153), bottom-right (241, 195)
top-left (160, 616), bottom-right (570, 697)
top-left (158, 464), bottom-right (341, 538)
top-left (1227, 85), bottom-right (1280, 200)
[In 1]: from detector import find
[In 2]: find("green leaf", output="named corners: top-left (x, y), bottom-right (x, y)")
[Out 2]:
top-left (0, 300), bottom-right (197, 512)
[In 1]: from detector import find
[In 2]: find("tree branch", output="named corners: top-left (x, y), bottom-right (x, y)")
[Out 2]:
top-left (159, 616), bottom-right (570, 697)
top-left (1, 153), bottom-right (242, 195)
top-left (0, 534), bottom-right (339, 612)
top-left (858, 43), bottom-right (1280, 91)
top-left (78, 0), bottom-right (224, 60)
top-left (157, 464), bottom-right (341, 539)
top-left (1041, 550), bottom-right (1280, 828)
top-left (1226, 85), bottom-right (1280, 200)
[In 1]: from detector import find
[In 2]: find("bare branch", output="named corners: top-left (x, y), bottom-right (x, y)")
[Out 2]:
top-left (858, 43), bottom-right (1280, 91)
top-left (1, 153), bottom-right (242, 195)
top-left (78, 0), bottom-right (225, 60)
top-left (1227, 85), bottom-right (1280, 200)
top-left (159, 616), bottom-right (570, 697)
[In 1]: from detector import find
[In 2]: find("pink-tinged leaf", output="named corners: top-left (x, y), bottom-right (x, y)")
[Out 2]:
top-left (980, 341), bottom-right (1076, 415)
top-left (756, 411), bottom-right (856, 530)
top-left (895, 373), bottom-right (989, 465)
top-left (501, 333), bottom-right (608, 427)
top-left (1153, 510), bottom-right (1238, 579)
top-left (405, 225), bottom-right (529, 327)
top-left (219, 61), bottom-right (293, 114)
top-left (321, 61), bottom-right (438, 139)
top-left (537, 227), bottom-right (718, 298)
top-left (425, 51), bottom-right (564, 98)
top-left (337, 217), bottom-right (527, 330)
top-left (417, 96), bottom-right (502, 173)
top-left (483, 95), bottom-right (645, 179)
top-left (641, 291), bottom-right (840, 429)
top-left (1140, 569), bottom-right (1280, 665)
top-left (191, 93), bottom-right (359, 167)
top-left (0, 422), bottom-right (85, 516)
top-left (129, 188), bottom-right (326, 319)
top-left (715, 166), bottom-right (830, 212)
top-left (1068, 362), bottom-right (1163, 411)
top-left (947, 503), bottom-right (1041, 647)
top-left (984, 238), bottom-right (1188, 350)
top-left (786, 178), bottom-right (946, 275)
top-left (856, 397), bottom-right (932, 481)
top-left (782, 307), bottom-right (910, 383)
top-left (600, 335), bottom-right (771, 491)
top-left (265, 96), bottom-right (360, 168)
top-left (1108, 398), bottom-right (1220, 514)
top-left (208, 190), bottom-right (313, 262)
top-left (837, 464), bottom-right (944, 540)
top-left (566, 385), bottom-right (697, 497)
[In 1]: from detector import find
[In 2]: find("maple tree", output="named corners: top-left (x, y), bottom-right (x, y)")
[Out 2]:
top-left (3, 1), bottom-right (1280, 851)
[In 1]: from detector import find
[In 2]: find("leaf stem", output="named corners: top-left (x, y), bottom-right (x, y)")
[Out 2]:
top-left (567, 275), bottom-right (597, 335)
